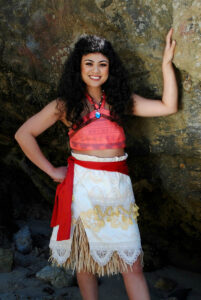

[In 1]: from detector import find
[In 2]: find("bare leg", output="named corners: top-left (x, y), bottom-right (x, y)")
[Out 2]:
top-left (121, 255), bottom-right (150, 300)
top-left (76, 271), bottom-right (98, 300)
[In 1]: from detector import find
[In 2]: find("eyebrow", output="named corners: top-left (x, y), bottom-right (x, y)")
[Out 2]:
top-left (84, 59), bottom-right (109, 63)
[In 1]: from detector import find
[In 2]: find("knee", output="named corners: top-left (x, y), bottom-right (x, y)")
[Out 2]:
top-left (121, 256), bottom-right (143, 277)
top-left (76, 271), bottom-right (98, 280)
top-left (131, 258), bottom-right (143, 274)
top-left (77, 271), bottom-right (92, 277)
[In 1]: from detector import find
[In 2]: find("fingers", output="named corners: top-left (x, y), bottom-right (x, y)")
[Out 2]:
top-left (166, 27), bottom-right (176, 49)
top-left (165, 28), bottom-right (172, 47)
top-left (166, 28), bottom-right (173, 41)
top-left (162, 28), bottom-right (177, 64)
top-left (171, 39), bottom-right (176, 51)
top-left (53, 178), bottom-right (64, 183)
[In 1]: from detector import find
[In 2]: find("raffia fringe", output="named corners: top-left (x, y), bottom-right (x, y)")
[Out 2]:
top-left (48, 218), bottom-right (144, 277)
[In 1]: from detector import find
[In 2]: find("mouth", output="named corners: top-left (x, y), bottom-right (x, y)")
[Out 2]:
top-left (89, 75), bottom-right (101, 81)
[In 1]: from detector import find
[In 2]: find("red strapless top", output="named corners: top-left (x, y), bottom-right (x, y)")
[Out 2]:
top-left (68, 93), bottom-right (126, 151)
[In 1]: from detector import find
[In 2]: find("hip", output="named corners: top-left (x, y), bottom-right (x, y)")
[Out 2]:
top-left (72, 152), bottom-right (135, 207)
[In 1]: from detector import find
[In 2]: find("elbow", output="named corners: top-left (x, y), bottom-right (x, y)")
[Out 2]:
top-left (15, 127), bottom-right (35, 145)
top-left (14, 129), bottom-right (22, 143)
top-left (14, 127), bottom-right (26, 144)
top-left (167, 109), bottom-right (178, 116)
top-left (165, 104), bottom-right (178, 115)
top-left (169, 106), bottom-right (178, 115)
top-left (14, 129), bottom-right (19, 141)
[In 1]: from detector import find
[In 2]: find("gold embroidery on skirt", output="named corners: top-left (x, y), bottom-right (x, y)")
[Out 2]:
top-left (48, 217), bottom-right (143, 277)
top-left (80, 203), bottom-right (140, 232)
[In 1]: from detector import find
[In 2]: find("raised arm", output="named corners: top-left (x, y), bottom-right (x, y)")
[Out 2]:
top-left (132, 28), bottom-right (178, 117)
top-left (15, 100), bottom-right (67, 183)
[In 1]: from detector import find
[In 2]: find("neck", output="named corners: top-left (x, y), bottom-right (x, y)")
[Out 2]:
top-left (86, 86), bottom-right (102, 103)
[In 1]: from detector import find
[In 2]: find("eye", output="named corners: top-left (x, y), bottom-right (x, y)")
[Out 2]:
top-left (85, 62), bottom-right (93, 66)
top-left (100, 63), bottom-right (108, 67)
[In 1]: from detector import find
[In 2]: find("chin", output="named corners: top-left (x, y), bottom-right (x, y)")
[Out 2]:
top-left (86, 81), bottom-right (104, 88)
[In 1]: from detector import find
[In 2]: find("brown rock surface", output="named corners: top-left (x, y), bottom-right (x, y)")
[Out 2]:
top-left (0, 248), bottom-right (13, 272)
top-left (0, 0), bottom-right (200, 271)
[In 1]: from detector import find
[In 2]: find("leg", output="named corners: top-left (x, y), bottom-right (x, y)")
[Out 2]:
top-left (76, 271), bottom-right (98, 300)
top-left (121, 255), bottom-right (150, 300)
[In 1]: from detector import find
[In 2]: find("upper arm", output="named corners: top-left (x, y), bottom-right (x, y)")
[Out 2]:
top-left (132, 93), bottom-right (177, 117)
top-left (15, 99), bottom-right (66, 138)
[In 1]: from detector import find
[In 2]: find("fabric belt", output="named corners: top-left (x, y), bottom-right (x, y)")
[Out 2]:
top-left (50, 155), bottom-right (129, 241)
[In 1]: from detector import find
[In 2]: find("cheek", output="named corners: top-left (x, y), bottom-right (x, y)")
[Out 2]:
top-left (104, 67), bottom-right (109, 79)
top-left (81, 66), bottom-right (88, 80)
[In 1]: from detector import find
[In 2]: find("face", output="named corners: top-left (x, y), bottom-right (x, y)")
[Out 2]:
top-left (81, 52), bottom-right (109, 88)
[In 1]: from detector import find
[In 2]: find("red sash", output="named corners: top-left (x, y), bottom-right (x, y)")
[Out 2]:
top-left (50, 155), bottom-right (129, 241)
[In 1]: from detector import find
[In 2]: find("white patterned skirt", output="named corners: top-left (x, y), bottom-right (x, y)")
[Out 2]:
top-left (48, 152), bottom-right (143, 276)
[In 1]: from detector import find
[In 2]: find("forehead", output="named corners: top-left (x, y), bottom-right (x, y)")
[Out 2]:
top-left (81, 52), bottom-right (109, 62)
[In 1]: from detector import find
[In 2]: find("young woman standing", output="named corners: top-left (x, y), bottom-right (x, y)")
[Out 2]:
top-left (15, 28), bottom-right (177, 300)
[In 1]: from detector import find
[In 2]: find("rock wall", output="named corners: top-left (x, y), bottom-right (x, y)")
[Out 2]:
top-left (0, 0), bottom-right (200, 271)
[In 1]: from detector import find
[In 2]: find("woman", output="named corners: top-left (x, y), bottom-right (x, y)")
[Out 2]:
top-left (15, 28), bottom-right (177, 300)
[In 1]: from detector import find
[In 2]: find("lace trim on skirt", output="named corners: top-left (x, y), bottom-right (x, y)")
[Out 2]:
top-left (48, 218), bottom-right (144, 277)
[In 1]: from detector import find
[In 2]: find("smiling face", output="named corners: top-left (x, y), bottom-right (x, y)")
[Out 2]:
top-left (81, 52), bottom-right (109, 89)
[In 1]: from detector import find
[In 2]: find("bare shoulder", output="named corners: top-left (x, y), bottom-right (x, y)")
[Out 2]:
top-left (54, 98), bottom-right (66, 118)
top-left (129, 93), bottom-right (148, 115)
top-left (54, 98), bottom-right (71, 127)
top-left (132, 92), bottom-right (159, 116)
top-left (34, 99), bottom-right (65, 122)
top-left (15, 99), bottom-right (69, 138)
top-left (132, 93), bottom-right (147, 102)
top-left (45, 98), bottom-right (69, 123)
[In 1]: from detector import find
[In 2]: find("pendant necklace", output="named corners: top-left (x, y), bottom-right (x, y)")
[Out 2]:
top-left (85, 91), bottom-right (106, 119)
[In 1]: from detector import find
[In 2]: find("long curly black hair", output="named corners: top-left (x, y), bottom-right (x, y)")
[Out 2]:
top-left (57, 35), bottom-right (132, 126)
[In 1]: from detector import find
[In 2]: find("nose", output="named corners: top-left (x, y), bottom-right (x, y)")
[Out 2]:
top-left (92, 64), bottom-right (100, 74)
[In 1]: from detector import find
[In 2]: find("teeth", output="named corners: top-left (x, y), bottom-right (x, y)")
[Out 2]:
top-left (90, 76), bottom-right (100, 79)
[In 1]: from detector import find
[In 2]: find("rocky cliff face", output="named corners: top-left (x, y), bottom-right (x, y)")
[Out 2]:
top-left (0, 0), bottom-right (200, 271)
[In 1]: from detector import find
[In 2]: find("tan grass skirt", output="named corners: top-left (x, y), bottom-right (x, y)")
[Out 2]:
top-left (49, 217), bottom-right (143, 277)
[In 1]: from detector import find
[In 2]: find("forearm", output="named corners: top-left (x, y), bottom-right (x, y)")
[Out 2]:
top-left (15, 132), bottom-right (55, 177)
top-left (162, 62), bottom-right (178, 111)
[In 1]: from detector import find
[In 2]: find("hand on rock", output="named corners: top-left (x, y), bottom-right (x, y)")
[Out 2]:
top-left (162, 27), bottom-right (176, 66)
